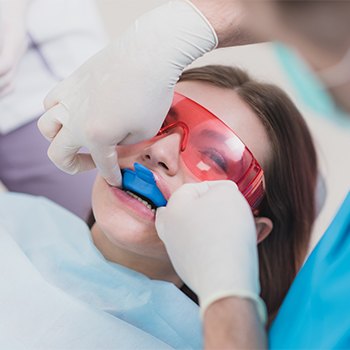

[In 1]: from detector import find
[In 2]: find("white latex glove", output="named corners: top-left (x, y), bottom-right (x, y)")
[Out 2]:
top-left (37, 1), bottom-right (217, 186)
top-left (156, 181), bottom-right (267, 324)
top-left (0, 0), bottom-right (29, 96)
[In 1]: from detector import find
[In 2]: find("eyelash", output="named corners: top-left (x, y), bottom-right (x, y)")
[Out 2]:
top-left (200, 148), bottom-right (228, 172)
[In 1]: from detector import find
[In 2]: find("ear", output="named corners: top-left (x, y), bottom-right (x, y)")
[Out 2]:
top-left (254, 217), bottom-right (273, 244)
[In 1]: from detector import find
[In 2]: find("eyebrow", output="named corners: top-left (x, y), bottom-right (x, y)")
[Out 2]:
top-left (199, 129), bottom-right (228, 141)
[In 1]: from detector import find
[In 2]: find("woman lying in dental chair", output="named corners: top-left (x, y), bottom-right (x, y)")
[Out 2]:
top-left (0, 65), bottom-right (317, 349)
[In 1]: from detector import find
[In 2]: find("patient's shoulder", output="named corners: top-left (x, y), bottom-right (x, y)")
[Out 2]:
top-left (0, 192), bottom-right (86, 233)
top-left (0, 192), bottom-right (51, 208)
top-left (0, 192), bottom-right (68, 216)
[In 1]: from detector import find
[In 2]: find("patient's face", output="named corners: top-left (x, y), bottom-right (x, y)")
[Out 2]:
top-left (91, 81), bottom-right (271, 261)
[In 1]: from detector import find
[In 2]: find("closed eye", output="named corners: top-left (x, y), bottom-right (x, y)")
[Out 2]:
top-left (199, 148), bottom-right (228, 172)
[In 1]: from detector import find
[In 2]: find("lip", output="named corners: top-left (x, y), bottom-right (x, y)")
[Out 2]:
top-left (110, 185), bottom-right (156, 221)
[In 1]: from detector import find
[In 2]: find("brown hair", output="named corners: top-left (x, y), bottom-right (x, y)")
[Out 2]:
top-left (179, 65), bottom-right (317, 326)
top-left (87, 65), bottom-right (318, 326)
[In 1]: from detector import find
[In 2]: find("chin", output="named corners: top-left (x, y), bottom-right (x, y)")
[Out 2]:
top-left (91, 176), bottom-right (169, 259)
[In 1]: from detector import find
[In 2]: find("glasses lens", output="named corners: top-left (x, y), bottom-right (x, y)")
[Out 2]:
top-left (158, 92), bottom-right (265, 209)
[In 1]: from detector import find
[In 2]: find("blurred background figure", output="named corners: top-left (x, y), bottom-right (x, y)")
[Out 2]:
top-left (0, 0), bottom-right (106, 219)
top-left (0, 0), bottom-right (347, 243)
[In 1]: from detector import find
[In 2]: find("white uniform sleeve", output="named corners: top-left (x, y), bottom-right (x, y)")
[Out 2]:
top-left (0, 0), bottom-right (107, 134)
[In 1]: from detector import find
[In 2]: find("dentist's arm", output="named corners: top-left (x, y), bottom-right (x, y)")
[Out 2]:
top-left (204, 298), bottom-right (266, 349)
top-left (191, 0), bottom-right (260, 47)
top-left (156, 181), bottom-right (267, 349)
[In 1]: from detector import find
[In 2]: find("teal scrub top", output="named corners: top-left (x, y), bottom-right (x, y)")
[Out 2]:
top-left (269, 192), bottom-right (350, 348)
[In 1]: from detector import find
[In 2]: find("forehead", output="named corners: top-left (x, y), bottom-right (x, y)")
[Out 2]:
top-left (174, 80), bottom-right (272, 168)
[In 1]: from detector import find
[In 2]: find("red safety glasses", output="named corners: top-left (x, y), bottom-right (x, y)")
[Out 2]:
top-left (155, 92), bottom-right (265, 211)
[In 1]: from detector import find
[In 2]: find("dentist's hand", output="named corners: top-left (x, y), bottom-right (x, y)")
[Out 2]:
top-left (0, 0), bottom-right (29, 96)
top-left (37, 1), bottom-right (217, 186)
top-left (156, 181), bottom-right (266, 324)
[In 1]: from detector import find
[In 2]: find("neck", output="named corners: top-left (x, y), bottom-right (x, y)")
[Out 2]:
top-left (91, 224), bottom-right (182, 287)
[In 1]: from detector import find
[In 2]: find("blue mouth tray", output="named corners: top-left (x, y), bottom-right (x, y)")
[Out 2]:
top-left (121, 163), bottom-right (167, 208)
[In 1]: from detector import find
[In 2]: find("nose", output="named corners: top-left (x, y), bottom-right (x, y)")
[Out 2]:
top-left (141, 132), bottom-right (183, 175)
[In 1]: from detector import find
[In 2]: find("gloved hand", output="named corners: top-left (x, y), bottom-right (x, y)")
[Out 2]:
top-left (0, 0), bottom-right (29, 96)
top-left (156, 181), bottom-right (267, 324)
top-left (37, 1), bottom-right (217, 186)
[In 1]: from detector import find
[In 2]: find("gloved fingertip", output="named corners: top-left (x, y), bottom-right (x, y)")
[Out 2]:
top-left (36, 114), bottom-right (47, 134)
top-left (155, 210), bottom-right (165, 237)
top-left (105, 174), bottom-right (120, 187)
top-left (43, 93), bottom-right (56, 111)
top-left (155, 207), bottom-right (165, 220)
top-left (158, 205), bottom-right (166, 212)
top-left (155, 206), bottom-right (166, 219)
top-left (113, 167), bottom-right (122, 187)
top-left (220, 180), bottom-right (238, 190)
top-left (204, 179), bottom-right (238, 190)
top-left (96, 163), bottom-right (121, 187)
top-left (190, 181), bottom-right (211, 197)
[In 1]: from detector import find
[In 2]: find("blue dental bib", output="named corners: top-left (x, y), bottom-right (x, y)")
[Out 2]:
top-left (121, 163), bottom-right (167, 208)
